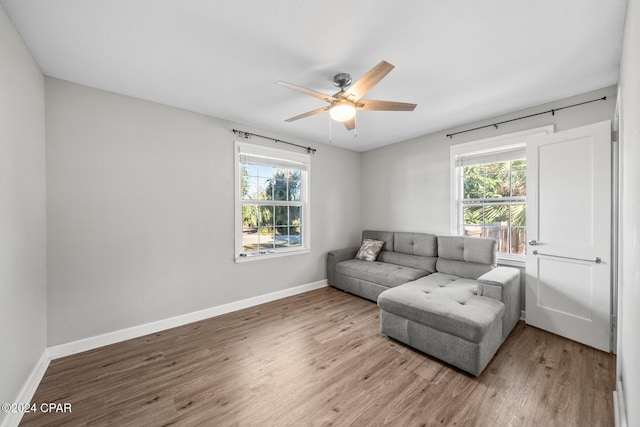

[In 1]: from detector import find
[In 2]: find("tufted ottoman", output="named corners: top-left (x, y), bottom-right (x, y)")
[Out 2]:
top-left (378, 273), bottom-right (506, 376)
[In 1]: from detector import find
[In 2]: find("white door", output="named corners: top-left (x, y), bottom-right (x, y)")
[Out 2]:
top-left (526, 120), bottom-right (611, 352)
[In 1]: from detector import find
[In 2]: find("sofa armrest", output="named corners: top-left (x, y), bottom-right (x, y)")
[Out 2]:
top-left (478, 266), bottom-right (521, 340)
top-left (327, 247), bottom-right (359, 285)
top-left (478, 267), bottom-right (520, 300)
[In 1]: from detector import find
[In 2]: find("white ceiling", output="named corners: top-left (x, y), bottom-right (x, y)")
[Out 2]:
top-left (1, 0), bottom-right (628, 151)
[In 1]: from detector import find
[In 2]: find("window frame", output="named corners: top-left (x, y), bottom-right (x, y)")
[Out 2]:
top-left (234, 140), bottom-right (311, 263)
top-left (449, 126), bottom-right (554, 265)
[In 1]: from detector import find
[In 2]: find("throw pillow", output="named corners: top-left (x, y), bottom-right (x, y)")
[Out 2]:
top-left (355, 239), bottom-right (385, 262)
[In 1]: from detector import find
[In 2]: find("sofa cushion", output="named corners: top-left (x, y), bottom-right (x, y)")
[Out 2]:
top-left (378, 275), bottom-right (505, 343)
top-left (436, 258), bottom-right (495, 280)
top-left (437, 236), bottom-right (496, 264)
top-left (376, 251), bottom-right (437, 274)
top-left (363, 230), bottom-right (394, 252)
top-left (336, 259), bottom-right (428, 288)
top-left (412, 272), bottom-right (477, 290)
top-left (394, 232), bottom-right (438, 257)
top-left (355, 239), bottom-right (385, 261)
top-left (436, 236), bottom-right (497, 279)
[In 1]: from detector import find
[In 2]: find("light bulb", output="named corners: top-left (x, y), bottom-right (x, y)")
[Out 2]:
top-left (329, 101), bottom-right (356, 122)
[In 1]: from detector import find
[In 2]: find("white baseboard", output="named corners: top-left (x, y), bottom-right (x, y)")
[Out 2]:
top-left (521, 310), bottom-right (526, 321)
top-left (614, 381), bottom-right (627, 427)
top-left (47, 280), bottom-right (327, 360)
top-left (0, 352), bottom-right (50, 427)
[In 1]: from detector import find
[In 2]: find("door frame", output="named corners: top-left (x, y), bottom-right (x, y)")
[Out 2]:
top-left (612, 93), bottom-right (621, 355)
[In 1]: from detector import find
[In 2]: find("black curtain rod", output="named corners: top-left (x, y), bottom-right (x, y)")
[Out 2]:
top-left (233, 129), bottom-right (317, 154)
top-left (446, 96), bottom-right (607, 139)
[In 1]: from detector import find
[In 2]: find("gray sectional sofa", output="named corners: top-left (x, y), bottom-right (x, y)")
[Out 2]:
top-left (327, 230), bottom-right (520, 376)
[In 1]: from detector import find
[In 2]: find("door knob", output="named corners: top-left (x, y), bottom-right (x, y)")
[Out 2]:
top-left (528, 240), bottom-right (540, 246)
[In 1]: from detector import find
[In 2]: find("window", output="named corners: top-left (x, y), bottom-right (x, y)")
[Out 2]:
top-left (460, 155), bottom-right (527, 256)
top-left (235, 141), bottom-right (310, 262)
top-left (450, 126), bottom-right (554, 262)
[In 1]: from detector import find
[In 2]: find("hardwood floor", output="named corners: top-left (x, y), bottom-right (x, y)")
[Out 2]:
top-left (20, 287), bottom-right (615, 426)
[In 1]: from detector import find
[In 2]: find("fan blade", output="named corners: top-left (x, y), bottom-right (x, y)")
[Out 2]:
top-left (284, 106), bottom-right (330, 122)
top-left (357, 100), bottom-right (417, 111)
top-left (343, 117), bottom-right (356, 131)
top-left (275, 81), bottom-right (338, 102)
top-left (343, 60), bottom-right (395, 101)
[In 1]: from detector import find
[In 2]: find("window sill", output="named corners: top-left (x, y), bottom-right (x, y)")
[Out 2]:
top-left (497, 256), bottom-right (526, 268)
top-left (234, 248), bottom-right (310, 263)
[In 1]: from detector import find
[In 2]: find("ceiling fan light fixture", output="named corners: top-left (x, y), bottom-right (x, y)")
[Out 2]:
top-left (277, 60), bottom-right (416, 130)
top-left (329, 101), bottom-right (356, 122)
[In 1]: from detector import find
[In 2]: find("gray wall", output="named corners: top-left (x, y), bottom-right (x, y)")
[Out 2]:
top-left (618, 0), bottom-right (640, 423)
top-left (360, 86), bottom-right (617, 309)
top-left (45, 78), bottom-right (362, 345)
top-left (0, 4), bottom-right (47, 422)
top-left (361, 86), bottom-right (617, 234)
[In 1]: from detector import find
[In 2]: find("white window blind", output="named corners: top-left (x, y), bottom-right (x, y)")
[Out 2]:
top-left (239, 153), bottom-right (308, 171)
top-left (455, 148), bottom-right (526, 167)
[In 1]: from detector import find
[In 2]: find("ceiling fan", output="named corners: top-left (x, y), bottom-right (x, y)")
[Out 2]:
top-left (276, 60), bottom-right (417, 131)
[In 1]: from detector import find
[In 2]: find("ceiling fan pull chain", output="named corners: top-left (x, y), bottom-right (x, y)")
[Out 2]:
top-left (354, 111), bottom-right (357, 138)
top-left (328, 110), bottom-right (332, 144)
